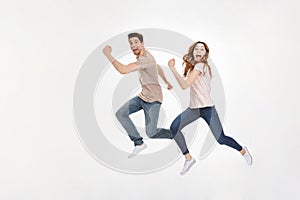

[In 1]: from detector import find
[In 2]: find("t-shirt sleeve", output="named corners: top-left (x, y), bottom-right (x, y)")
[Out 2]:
top-left (136, 56), bottom-right (155, 70)
top-left (194, 63), bottom-right (206, 74)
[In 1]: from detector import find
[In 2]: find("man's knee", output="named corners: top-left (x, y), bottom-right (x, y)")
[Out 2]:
top-left (115, 108), bottom-right (127, 120)
top-left (146, 128), bottom-right (157, 138)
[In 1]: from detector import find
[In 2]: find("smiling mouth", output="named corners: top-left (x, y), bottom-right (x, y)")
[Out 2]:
top-left (196, 55), bottom-right (202, 58)
top-left (132, 49), bottom-right (139, 54)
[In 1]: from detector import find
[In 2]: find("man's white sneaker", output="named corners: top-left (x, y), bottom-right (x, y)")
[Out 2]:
top-left (180, 158), bottom-right (196, 175)
top-left (128, 143), bottom-right (147, 159)
top-left (243, 146), bottom-right (253, 165)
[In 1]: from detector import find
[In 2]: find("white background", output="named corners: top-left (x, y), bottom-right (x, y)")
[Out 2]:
top-left (1, 0), bottom-right (300, 199)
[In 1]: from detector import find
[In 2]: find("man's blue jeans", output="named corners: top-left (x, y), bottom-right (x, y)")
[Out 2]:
top-left (116, 96), bottom-right (172, 146)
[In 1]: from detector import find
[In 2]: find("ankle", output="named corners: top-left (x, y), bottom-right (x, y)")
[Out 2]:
top-left (240, 148), bottom-right (246, 156)
top-left (185, 154), bottom-right (192, 161)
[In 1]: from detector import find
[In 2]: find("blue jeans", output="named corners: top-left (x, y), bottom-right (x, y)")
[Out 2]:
top-left (116, 96), bottom-right (172, 146)
top-left (170, 106), bottom-right (242, 155)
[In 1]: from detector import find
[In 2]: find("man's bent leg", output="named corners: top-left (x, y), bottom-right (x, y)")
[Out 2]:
top-left (115, 96), bottom-right (143, 145)
top-left (143, 101), bottom-right (173, 139)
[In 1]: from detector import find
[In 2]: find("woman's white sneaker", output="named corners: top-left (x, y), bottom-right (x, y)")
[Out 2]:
top-left (243, 146), bottom-right (253, 165)
top-left (180, 158), bottom-right (196, 175)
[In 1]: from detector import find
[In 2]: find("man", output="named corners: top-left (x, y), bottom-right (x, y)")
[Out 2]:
top-left (102, 32), bottom-right (173, 158)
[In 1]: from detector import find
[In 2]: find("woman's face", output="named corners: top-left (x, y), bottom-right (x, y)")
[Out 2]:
top-left (193, 43), bottom-right (206, 62)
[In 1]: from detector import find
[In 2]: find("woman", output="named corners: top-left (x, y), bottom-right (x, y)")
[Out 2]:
top-left (168, 41), bottom-right (253, 175)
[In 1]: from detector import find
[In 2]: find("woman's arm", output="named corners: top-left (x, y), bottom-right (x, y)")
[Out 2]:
top-left (168, 58), bottom-right (200, 90)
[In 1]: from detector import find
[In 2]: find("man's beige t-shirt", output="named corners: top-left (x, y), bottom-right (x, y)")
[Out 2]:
top-left (189, 63), bottom-right (214, 108)
top-left (136, 50), bottom-right (163, 103)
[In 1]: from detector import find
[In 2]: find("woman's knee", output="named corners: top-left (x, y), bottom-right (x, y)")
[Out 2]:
top-left (217, 135), bottom-right (226, 145)
top-left (170, 120), bottom-right (180, 137)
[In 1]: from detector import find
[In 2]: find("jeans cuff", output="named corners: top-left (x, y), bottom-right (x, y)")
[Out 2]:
top-left (134, 139), bottom-right (143, 146)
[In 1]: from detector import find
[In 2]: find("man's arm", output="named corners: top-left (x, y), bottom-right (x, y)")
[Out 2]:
top-left (102, 45), bottom-right (139, 74)
top-left (157, 64), bottom-right (173, 90)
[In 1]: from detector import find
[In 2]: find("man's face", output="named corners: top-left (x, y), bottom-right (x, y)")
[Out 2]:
top-left (129, 37), bottom-right (144, 56)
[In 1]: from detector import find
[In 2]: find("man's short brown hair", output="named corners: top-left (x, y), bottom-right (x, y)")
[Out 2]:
top-left (128, 32), bottom-right (143, 42)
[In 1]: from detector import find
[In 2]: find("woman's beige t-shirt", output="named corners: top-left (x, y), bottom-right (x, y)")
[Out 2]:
top-left (189, 63), bottom-right (214, 108)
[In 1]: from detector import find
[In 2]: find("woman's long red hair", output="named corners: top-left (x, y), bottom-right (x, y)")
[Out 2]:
top-left (183, 41), bottom-right (212, 78)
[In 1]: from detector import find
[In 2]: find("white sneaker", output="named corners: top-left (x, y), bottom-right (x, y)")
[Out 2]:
top-left (128, 143), bottom-right (147, 159)
top-left (243, 146), bottom-right (253, 165)
top-left (180, 158), bottom-right (196, 175)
